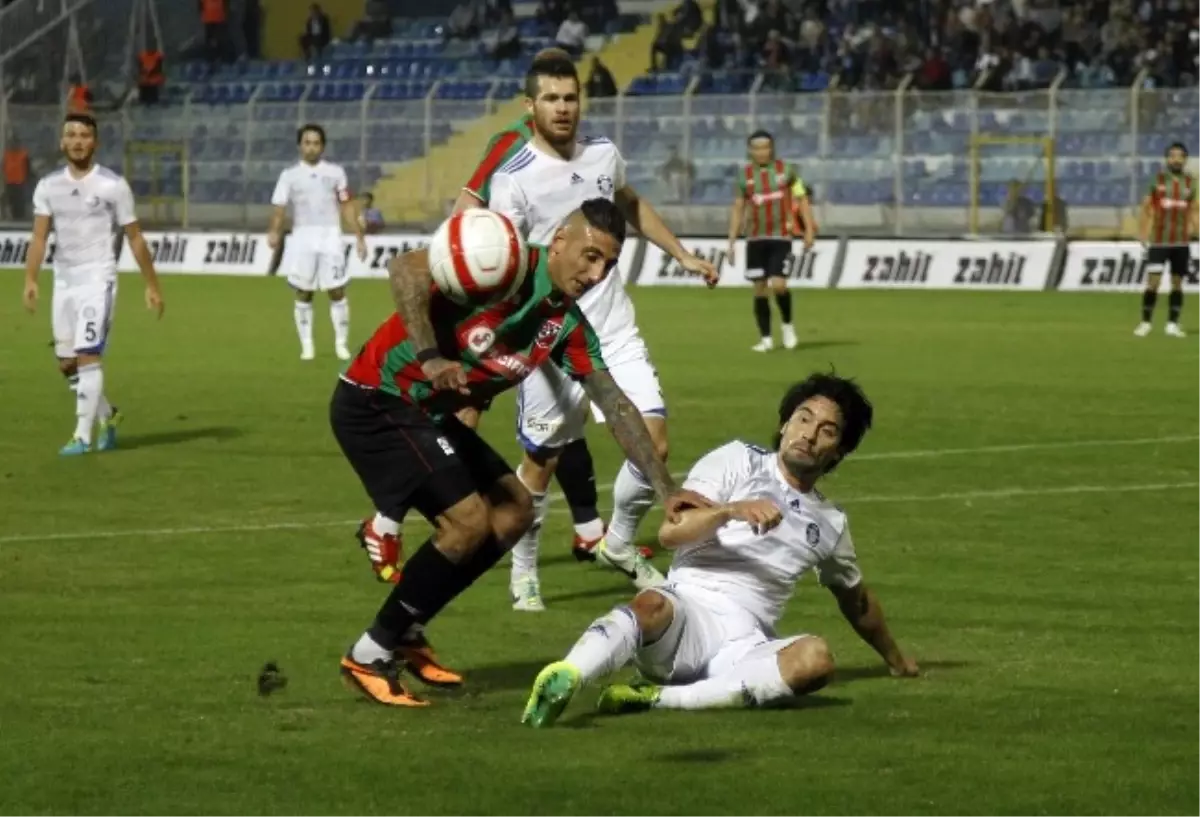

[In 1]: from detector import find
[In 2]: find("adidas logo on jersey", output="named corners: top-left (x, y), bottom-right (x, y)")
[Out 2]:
top-left (570, 173), bottom-right (585, 185)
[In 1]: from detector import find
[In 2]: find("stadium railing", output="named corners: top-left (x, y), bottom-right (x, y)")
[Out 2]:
top-left (1, 80), bottom-right (1194, 237)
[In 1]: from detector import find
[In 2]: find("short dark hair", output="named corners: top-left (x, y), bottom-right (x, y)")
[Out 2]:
top-left (297, 123), bottom-right (326, 145)
top-left (1166, 142), bottom-right (1189, 157)
top-left (748, 129), bottom-right (773, 144)
top-left (578, 198), bottom-right (626, 245)
top-left (63, 113), bottom-right (98, 134)
top-left (361, 192), bottom-right (374, 203)
top-left (774, 372), bottom-right (874, 472)
top-left (524, 54), bottom-right (579, 99)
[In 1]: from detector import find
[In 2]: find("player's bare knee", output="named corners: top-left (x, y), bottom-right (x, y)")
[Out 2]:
top-left (752, 280), bottom-right (768, 297)
top-left (294, 290), bottom-right (314, 303)
top-left (778, 636), bottom-right (834, 694)
top-left (517, 449), bottom-right (558, 493)
top-left (769, 279), bottom-right (788, 296)
top-left (57, 358), bottom-right (78, 377)
top-left (77, 352), bottom-right (101, 367)
top-left (434, 494), bottom-right (492, 560)
top-left (629, 589), bottom-right (674, 638)
top-left (328, 287), bottom-right (346, 300)
top-left (487, 475), bottom-right (534, 545)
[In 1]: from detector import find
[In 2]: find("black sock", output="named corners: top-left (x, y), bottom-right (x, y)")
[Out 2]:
top-left (1168, 290), bottom-right (1183, 323)
top-left (369, 538), bottom-right (467, 650)
top-left (1142, 289), bottom-right (1157, 322)
top-left (458, 535), bottom-right (510, 588)
top-left (556, 438), bottom-right (600, 525)
top-left (775, 290), bottom-right (793, 325)
top-left (753, 296), bottom-right (771, 338)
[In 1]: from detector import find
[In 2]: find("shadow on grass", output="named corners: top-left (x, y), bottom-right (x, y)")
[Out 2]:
top-left (118, 426), bottom-right (243, 451)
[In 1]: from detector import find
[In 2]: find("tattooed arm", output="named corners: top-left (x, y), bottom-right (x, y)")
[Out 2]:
top-left (388, 249), bottom-right (469, 393)
top-left (387, 249), bottom-right (437, 351)
top-left (581, 369), bottom-right (676, 499)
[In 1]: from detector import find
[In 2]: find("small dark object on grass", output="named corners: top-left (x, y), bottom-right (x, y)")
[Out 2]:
top-left (258, 662), bottom-right (288, 697)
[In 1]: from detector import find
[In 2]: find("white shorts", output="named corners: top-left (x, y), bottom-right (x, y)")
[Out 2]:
top-left (285, 231), bottom-right (348, 292)
top-left (634, 583), bottom-right (806, 684)
top-left (52, 279), bottom-right (117, 358)
top-left (515, 346), bottom-right (665, 452)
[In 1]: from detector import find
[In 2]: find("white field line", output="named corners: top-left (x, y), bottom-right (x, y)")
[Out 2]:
top-left (1, 435), bottom-right (1194, 545)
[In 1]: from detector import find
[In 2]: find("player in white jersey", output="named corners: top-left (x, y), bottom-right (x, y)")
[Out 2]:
top-left (267, 123), bottom-right (367, 361)
top-left (522, 373), bottom-right (919, 727)
top-left (21, 113), bottom-right (165, 456)
top-left (485, 53), bottom-right (719, 611)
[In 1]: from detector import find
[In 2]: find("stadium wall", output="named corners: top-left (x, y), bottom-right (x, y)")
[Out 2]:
top-left (2, 230), bottom-right (1195, 293)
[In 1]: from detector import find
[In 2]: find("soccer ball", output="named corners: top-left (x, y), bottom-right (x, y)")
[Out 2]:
top-left (428, 209), bottom-right (529, 306)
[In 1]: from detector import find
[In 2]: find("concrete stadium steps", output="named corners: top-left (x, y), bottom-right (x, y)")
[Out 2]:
top-left (372, 23), bottom-right (659, 226)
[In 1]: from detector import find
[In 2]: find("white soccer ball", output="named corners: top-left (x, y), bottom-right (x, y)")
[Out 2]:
top-left (428, 209), bottom-right (529, 306)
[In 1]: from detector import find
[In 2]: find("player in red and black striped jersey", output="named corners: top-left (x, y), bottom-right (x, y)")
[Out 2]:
top-left (728, 130), bottom-right (816, 352)
top-left (333, 199), bottom-right (706, 707)
top-left (1135, 142), bottom-right (1197, 338)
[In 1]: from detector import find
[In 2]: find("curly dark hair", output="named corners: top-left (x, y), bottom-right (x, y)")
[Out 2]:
top-left (774, 372), bottom-right (874, 472)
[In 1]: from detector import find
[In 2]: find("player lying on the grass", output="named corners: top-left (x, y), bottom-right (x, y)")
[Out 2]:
top-left (331, 199), bottom-right (710, 706)
top-left (21, 113), bottom-right (165, 456)
top-left (522, 373), bottom-right (919, 727)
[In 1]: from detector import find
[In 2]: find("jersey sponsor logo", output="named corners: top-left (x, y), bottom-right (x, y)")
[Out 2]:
top-left (435, 436), bottom-right (455, 456)
top-left (597, 174), bottom-right (614, 196)
top-left (487, 353), bottom-right (533, 378)
top-left (570, 173), bottom-right (585, 185)
top-left (466, 325), bottom-right (496, 354)
top-left (204, 235), bottom-right (258, 266)
top-left (751, 190), bottom-right (785, 206)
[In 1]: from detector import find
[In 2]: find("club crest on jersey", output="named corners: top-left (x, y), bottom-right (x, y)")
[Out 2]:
top-left (597, 175), bottom-right (614, 196)
top-left (535, 319), bottom-right (563, 350)
top-left (805, 522), bottom-right (820, 546)
top-left (466, 326), bottom-right (496, 354)
top-left (789, 497), bottom-right (802, 511)
top-left (84, 194), bottom-right (101, 209)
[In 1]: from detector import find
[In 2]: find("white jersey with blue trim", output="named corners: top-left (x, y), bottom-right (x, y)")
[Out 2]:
top-left (670, 440), bottom-right (863, 632)
top-left (487, 135), bottom-right (640, 359)
top-left (32, 164), bottom-right (136, 287)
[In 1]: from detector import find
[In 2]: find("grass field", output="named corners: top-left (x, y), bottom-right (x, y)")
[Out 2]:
top-left (1, 272), bottom-right (1197, 815)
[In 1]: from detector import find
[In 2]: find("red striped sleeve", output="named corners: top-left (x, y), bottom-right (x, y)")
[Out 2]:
top-left (464, 131), bottom-right (522, 200)
top-left (553, 313), bottom-right (606, 379)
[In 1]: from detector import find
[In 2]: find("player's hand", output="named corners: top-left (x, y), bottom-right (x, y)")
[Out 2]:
top-left (726, 242), bottom-right (736, 264)
top-left (145, 286), bottom-right (165, 318)
top-left (266, 231), bottom-right (281, 250)
top-left (726, 498), bottom-right (783, 534)
top-left (663, 488), bottom-right (716, 524)
top-left (888, 655), bottom-right (920, 678)
top-left (802, 233), bottom-right (816, 251)
top-left (421, 357), bottom-right (470, 395)
top-left (356, 235), bottom-right (368, 262)
top-left (679, 252), bottom-right (719, 288)
top-left (22, 280), bottom-right (38, 313)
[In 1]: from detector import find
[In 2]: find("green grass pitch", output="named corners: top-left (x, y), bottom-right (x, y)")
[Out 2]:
top-left (1, 272), bottom-right (1197, 815)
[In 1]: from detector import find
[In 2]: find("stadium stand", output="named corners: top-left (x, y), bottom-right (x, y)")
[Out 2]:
top-left (0, 0), bottom-right (1195, 234)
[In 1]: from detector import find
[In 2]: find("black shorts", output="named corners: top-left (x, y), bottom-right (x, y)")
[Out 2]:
top-left (745, 239), bottom-right (791, 280)
top-left (1145, 245), bottom-right (1192, 278)
top-left (329, 379), bottom-right (513, 522)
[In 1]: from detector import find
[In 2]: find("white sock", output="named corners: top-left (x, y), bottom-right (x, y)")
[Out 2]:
top-left (606, 461), bottom-right (655, 556)
top-left (72, 363), bottom-right (104, 444)
top-left (510, 489), bottom-right (548, 582)
top-left (294, 301), bottom-right (314, 348)
top-left (97, 392), bottom-right (113, 423)
top-left (574, 518), bottom-right (605, 542)
top-left (372, 513), bottom-right (399, 537)
top-left (563, 606), bottom-right (641, 685)
top-left (65, 372), bottom-right (79, 395)
top-left (656, 652), bottom-right (792, 710)
top-left (330, 298), bottom-right (350, 347)
top-left (350, 631), bottom-right (392, 664)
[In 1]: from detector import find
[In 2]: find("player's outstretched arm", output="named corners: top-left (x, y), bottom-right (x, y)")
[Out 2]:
top-left (659, 498), bottom-right (781, 549)
top-left (727, 194), bottom-right (744, 258)
top-left (124, 221), bottom-right (165, 317)
top-left (22, 214), bottom-right (51, 312)
top-left (828, 582), bottom-right (918, 677)
top-left (581, 369), bottom-right (677, 499)
top-left (615, 184), bottom-right (718, 286)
